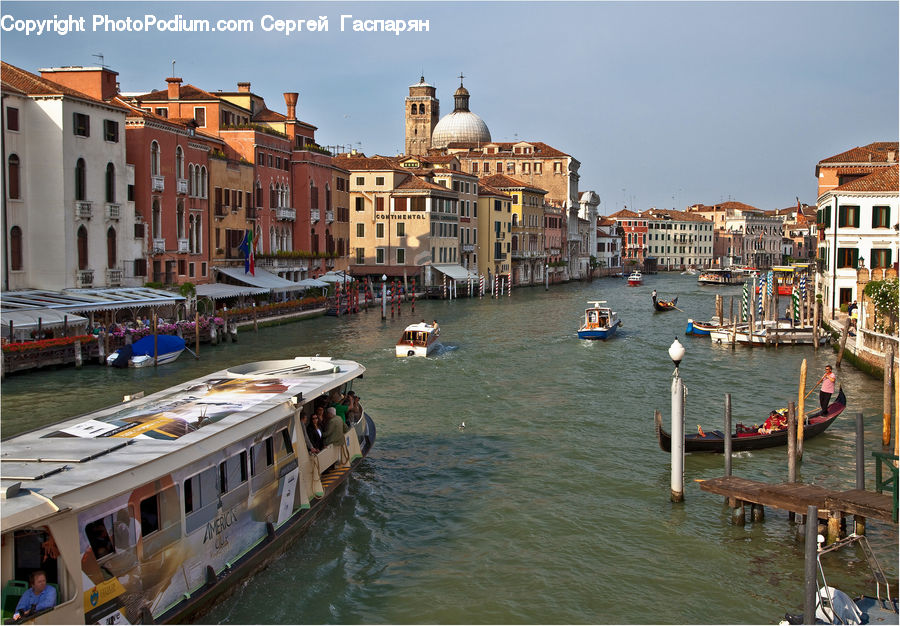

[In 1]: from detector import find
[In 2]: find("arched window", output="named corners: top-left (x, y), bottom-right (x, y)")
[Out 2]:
top-left (77, 225), bottom-right (88, 270)
top-left (325, 183), bottom-right (331, 210)
top-left (270, 226), bottom-right (276, 252)
top-left (270, 183), bottom-right (277, 209)
top-left (418, 104), bottom-right (425, 114)
top-left (152, 198), bottom-right (162, 239)
top-left (175, 146), bottom-right (184, 179)
top-left (410, 104), bottom-right (416, 115)
top-left (200, 167), bottom-right (208, 198)
top-left (9, 225), bottom-right (22, 270)
top-left (8, 155), bottom-right (20, 199)
top-left (188, 164), bottom-right (195, 196)
top-left (176, 201), bottom-right (185, 239)
top-left (75, 158), bottom-right (86, 201)
top-left (255, 180), bottom-right (262, 208)
top-left (150, 141), bottom-right (160, 176)
top-left (107, 227), bottom-right (117, 268)
top-left (105, 163), bottom-right (116, 202)
top-left (192, 214), bottom-right (201, 253)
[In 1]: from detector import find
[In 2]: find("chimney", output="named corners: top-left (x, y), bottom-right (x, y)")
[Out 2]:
top-left (237, 82), bottom-right (251, 93)
top-left (284, 92), bottom-right (298, 120)
top-left (166, 77), bottom-right (182, 100)
top-left (888, 150), bottom-right (896, 163)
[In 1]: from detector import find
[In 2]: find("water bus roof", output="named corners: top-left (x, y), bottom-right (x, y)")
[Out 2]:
top-left (0, 357), bottom-right (363, 529)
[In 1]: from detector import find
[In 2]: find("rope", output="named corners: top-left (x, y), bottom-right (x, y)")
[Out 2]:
top-left (340, 439), bottom-right (350, 465)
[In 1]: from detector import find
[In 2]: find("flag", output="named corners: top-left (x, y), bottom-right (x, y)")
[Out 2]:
top-left (238, 229), bottom-right (255, 275)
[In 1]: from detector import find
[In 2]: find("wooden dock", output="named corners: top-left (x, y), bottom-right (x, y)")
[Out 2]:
top-left (699, 476), bottom-right (897, 541)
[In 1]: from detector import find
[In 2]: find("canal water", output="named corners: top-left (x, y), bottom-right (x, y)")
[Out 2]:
top-left (2, 274), bottom-right (896, 624)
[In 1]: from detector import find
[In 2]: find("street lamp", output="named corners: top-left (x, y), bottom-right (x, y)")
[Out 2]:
top-left (381, 274), bottom-right (388, 320)
top-left (668, 337), bottom-right (686, 502)
top-left (668, 338), bottom-right (685, 371)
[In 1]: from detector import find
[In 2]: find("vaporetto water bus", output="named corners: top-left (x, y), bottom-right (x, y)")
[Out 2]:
top-left (0, 356), bottom-right (375, 624)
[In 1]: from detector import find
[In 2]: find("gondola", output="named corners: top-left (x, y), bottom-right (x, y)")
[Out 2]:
top-left (651, 290), bottom-right (678, 312)
top-left (655, 388), bottom-right (846, 453)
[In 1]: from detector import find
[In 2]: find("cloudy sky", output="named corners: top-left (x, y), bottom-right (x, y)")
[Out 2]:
top-left (2, 1), bottom-right (897, 214)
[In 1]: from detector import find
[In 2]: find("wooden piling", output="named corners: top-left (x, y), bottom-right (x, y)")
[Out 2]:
top-left (813, 300), bottom-right (820, 351)
top-left (731, 319), bottom-right (737, 350)
top-left (803, 505), bottom-right (818, 622)
top-left (855, 412), bottom-right (866, 535)
top-left (729, 296), bottom-right (734, 325)
top-left (836, 319), bottom-right (849, 366)
top-left (788, 402), bottom-right (797, 484)
top-left (74, 340), bottom-right (82, 368)
top-left (884, 347), bottom-right (894, 447)
top-left (724, 393), bottom-right (732, 478)
top-left (253, 303), bottom-right (258, 332)
top-left (797, 359), bottom-right (807, 459)
top-left (715, 295), bottom-right (723, 324)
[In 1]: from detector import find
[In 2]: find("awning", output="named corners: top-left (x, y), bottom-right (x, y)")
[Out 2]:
top-left (1, 287), bottom-right (184, 314)
top-left (1, 309), bottom-right (89, 338)
top-left (214, 267), bottom-right (305, 293)
top-left (196, 283), bottom-right (269, 300)
top-left (432, 265), bottom-right (479, 281)
top-left (318, 271), bottom-right (354, 283)
top-left (296, 278), bottom-right (330, 288)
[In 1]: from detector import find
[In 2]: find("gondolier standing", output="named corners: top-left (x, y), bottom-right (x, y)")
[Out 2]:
top-left (817, 365), bottom-right (836, 415)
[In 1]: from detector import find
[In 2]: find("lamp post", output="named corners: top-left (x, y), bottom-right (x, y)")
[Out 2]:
top-left (668, 338), bottom-right (686, 502)
top-left (545, 263), bottom-right (549, 291)
top-left (381, 274), bottom-right (387, 320)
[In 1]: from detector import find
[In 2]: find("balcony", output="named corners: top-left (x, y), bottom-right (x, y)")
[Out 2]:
top-left (214, 204), bottom-right (227, 218)
top-left (77, 269), bottom-right (94, 287)
top-left (106, 268), bottom-right (123, 286)
top-left (74, 201), bottom-right (93, 220)
top-left (105, 203), bottom-right (121, 220)
top-left (176, 178), bottom-right (188, 195)
top-left (310, 208), bottom-right (320, 223)
top-left (151, 175), bottom-right (165, 192)
top-left (152, 238), bottom-right (166, 254)
top-left (246, 207), bottom-right (257, 220)
top-left (512, 249), bottom-right (543, 260)
top-left (325, 210), bottom-right (334, 223)
top-left (275, 207), bottom-right (296, 221)
top-left (177, 238), bottom-right (190, 253)
top-left (462, 243), bottom-right (475, 253)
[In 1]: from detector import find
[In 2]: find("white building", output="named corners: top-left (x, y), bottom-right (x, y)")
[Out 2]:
top-left (722, 210), bottom-right (783, 269)
top-left (816, 165), bottom-right (898, 316)
top-left (596, 218), bottom-right (621, 272)
top-left (2, 62), bottom-right (143, 290)
top-left (642, 209), bottom-right (714, 270)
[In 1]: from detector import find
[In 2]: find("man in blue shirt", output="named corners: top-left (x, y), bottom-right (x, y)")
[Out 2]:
top-left (13, 570), bottom-right (56, 621)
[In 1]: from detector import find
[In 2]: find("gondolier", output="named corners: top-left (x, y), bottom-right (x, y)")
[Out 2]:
top-left (817, 365), bottom-right (836, 415)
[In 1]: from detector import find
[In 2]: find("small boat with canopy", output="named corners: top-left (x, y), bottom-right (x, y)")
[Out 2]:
top-left (577, 301), bottom-right (621, 340)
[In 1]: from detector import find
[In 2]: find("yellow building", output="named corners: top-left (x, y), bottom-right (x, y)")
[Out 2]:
top-left (209, 154), bottom-right (255, 268)
top-left (480, 174), bottom-right (547, 285)
top-left (476, 183), bottom-right (512, 283)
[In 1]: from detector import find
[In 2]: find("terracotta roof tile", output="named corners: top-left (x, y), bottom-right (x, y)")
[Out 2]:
top-left (1, 61), bottom-right (127, 110)
top-left (136, 83), bottom-right (223, 102)
top-left (608, 209), bottom-right (640, 218)
top-left (395, 175), bottom-right (454, 193)
top-left (477, 182), bottom-right (511, 198)
top-left (253, 108), bottom-right (286, 122)
top-left (832, 165), bottom-right (898, 193)
top-left (818, 142), bottom-right (899, 166)
top-left (479, 173), bottom-right (546, 194)
top-left (440, 140), bottom-right (571, 158)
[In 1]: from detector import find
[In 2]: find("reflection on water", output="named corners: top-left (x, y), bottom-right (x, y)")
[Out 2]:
top-left (1, 275), bottom-right (895, 624)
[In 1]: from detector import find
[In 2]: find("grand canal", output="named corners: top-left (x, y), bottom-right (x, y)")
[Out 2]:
top-left (1, 274), bottom-right (896, 624)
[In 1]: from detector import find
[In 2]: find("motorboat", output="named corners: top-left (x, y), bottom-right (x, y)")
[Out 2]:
top-left (627, 270), bottom-right (643, 286)
top-left (681, 267), bottom-right (697, 275)
top-left (106, 334), bottom-right (186, 368)
top-left (697, 269), bottom-right (742, 285)
top-left (685, 318), bottom-right (726, 336)
top-left (0, 356), bottom-right (376, 624)
top-left (577, 301), bottom-right (621, 340)
top-left (396, 321), bottom-right (441, 357)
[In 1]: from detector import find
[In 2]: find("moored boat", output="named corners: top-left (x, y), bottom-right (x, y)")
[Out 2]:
top-left (0, 356), bottom-right (375, 624)
top-left (106, 334), bottom-right (186, 368)
top-left (395, 321), bottom-right (441, 357)
top-left (697, 268), bottom-right (742, 285)
top-left (708, 322), bottom-right (828, 346)
top-left (627, 270), bottom-right (643, 286)
top-left (685, 318), bottom-right (725, 336)
top-left (651, 290), bottom-right (678, 311)
top-left (656, 388), bottom-right (845, 453)
top-left (577, 301), bottom-right (621, 340)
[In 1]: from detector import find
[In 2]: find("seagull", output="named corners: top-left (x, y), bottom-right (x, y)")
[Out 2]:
top-left (458, 421), bottom-right (466, 430)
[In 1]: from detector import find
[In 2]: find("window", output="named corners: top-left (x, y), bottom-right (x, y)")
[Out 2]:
top-left (10, 226), bottom-right (22, 270)
top-left (376, 223), bottom-right (384, 238)
top-left (871, 248), bottom-right (892, 269)
top-left (75, 158), bottom-right (86, 201)
top-left (154, 107), bottom-right (168, 118)
top-left (872, 205), bottom-right (891, 228)
top-left (836, 247), bottom-right (858, 268)
top-left (396, 222), bottom-right (405, 237)
top-left (139, 495), bottom-right (160, 536)
top-left (355, 247), bottom-right (365, 264)
top-left (150, 141), bottom-right (160, 176)
top-left (73, 112), bottom-right (90, 136)
top-left (356, 223), bottom-right (365, 237)
top-left (194, 107), bottom-right (206, 127)
top-left (175, 146), bottom-right (184, 179)
top-left (77, 226), bottom-right (89, 269)
top-left (107, 227), bottom-right (116, 268)
top-left (105, 163), bottom-right (116, 202)
top-left (250, 438), bottom-right (275, 476)
top-left (838, 205), bottom-right (860, 228)
top-left (219, 452), bottom-right (248, 494)
top-left (356, 176), bottom-right (364, 186)
top-left (396, 248), bottom-right (405, 264)
top-left (375, 197), bottom-right (384, 212)
top-left (375, 176), bottom-right (384, 186)
top-left (6, 107), bottom-right (19, 131)
top-left (8, 154), bottom-right (20, 199)
top-left (376, 247), bottom-right (385, 264)
top-left (102, 119), bottom-right (119, 142)
top-left (268, 154), bottom-right (273, 167)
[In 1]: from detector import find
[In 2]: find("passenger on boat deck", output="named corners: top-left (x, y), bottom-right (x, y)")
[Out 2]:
top-left (345, 391), bottom-right (362, 422)
top-left (817, 365), bottom-right (836, 415)
top-left (758, 410), bottom-right (787, 434)
top-left (299, 411), bottom-right (319, 454)
top-left (13, 570), bottom-right (56, 621)
top-left (329, 390), bottom-right (349, 423)
top-left (323, 407), bottom-right (350, 447)
top-left (308, 408), bottom-right (325, 451)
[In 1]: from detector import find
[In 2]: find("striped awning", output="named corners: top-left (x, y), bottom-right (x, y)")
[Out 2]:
top-left (196, 283), bottom-right (269, 300)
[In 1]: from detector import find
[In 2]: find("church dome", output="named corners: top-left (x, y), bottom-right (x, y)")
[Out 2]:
top-left (431, 78), bottom-right (491, 148)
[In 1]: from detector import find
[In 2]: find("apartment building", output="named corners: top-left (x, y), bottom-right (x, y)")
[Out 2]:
top-left (642, 209), bottom-right (714, 270)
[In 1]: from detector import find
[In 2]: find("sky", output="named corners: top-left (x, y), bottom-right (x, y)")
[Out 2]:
top-left (2, 1), bottom-right (897, 215)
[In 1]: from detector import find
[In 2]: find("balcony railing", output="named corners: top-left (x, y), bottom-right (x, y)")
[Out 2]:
top-left (151, 175), bottom-right (165, 192)
top-left (74, 201), bottom-right (93, 220)
top-left (512, 249), bottom-right (544, 259)
top-left (462, 244), bottom-right (475, 253)
top-left (176, 178), bottom-right (188, 195)
top-left (177, 238), bottom-right (190, 253)
top-left (246, 207), bottom-right (257, 220)
top-left (77, 269), bottom-right (94, 287)
top-left (152, 238), bottom-right (166, 253)
top-left (275, 207), bottom-right (296, 221)
top-left (105, 203), bottom-right (121, 220)
top-left (106, 268), bottom-right (123, 286)
top-left (214, 204), bottom-right (227, 218)
top-left (310, 208), bottom-right (320, 222)
top-left (325, 210), bottom-right (334, 223)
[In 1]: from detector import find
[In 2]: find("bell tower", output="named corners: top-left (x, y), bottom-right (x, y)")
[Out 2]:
top-left (405, 76), bottom-right (439, 156)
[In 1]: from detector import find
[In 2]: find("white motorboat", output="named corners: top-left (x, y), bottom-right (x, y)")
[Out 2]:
top-left (106, 334), bottom-right (186, 368)
top-left (395, 321), bottom-right (441, 357)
